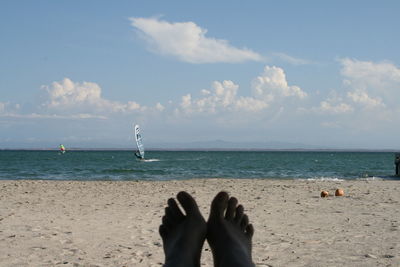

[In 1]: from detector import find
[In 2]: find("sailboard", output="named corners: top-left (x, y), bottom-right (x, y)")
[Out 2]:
top-left (59, 144), bottom-right (66, 154)
top-left (134, 124), bottom-right (145, 159)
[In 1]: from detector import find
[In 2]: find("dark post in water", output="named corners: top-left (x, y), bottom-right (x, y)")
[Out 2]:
top-left (395, 153), bottom-right (400, 176)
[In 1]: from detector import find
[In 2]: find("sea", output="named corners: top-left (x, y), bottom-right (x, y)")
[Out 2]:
top-left (0, 150), bottom-right (398, 181)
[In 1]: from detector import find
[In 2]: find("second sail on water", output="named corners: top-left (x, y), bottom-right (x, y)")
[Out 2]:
top-left (134, 124), bottom-right (145, 160)
top-left (59, 144), bottom-right (66, 154)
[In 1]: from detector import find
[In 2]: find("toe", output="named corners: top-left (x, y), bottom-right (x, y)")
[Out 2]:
top-left (225, 197), bottom-right (238, 220)
top-left (167, 198), bottom-right (184, 222)
top-left (240, 214), bottom-right (249, 231)
top-left (234, 204), bottom-right (244, 224)
top-left (245, 224), bottom-right (254, 239)
top-left (162, 215), bottom-right (173, 229)
top-left (209, 191), bottom-right (229, 220)
top-left (159, 224), bottom-right (168, 239)
top-left (177, 191), bottom-right (201, 217)
top-left (165, 207), bottom-right (178, 224)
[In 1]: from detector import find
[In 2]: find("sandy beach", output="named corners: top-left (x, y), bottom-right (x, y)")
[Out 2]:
top-left (0, 179), bottom-right (399, 266)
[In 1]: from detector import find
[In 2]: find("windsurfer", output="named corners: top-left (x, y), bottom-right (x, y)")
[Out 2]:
top-left (134, 124), bottom-right (145, 160)
top-left (135, 151), bottom-right (144, 160)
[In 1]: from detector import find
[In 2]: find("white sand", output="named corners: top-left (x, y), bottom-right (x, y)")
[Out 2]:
top-left (0, 179), bottom-right (399, 266)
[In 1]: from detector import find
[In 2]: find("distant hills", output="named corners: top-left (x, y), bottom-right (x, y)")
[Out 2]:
top-left (1, 139), bottom-right (399, 151)
top-left (146, 140), bottom-right (323, 150)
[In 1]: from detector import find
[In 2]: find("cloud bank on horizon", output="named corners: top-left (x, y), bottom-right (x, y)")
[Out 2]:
top-left (1, 58), bottom-right (399, 131)
top-left (1, 16), bottom-right (399, 148)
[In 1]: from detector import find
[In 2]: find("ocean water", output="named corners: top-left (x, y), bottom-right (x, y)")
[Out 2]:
top-left (0, 150), bottom-right (398, 181)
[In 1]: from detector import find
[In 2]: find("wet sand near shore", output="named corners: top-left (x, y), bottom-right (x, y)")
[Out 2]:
top-left (0, 179), bottom-right (399, 266)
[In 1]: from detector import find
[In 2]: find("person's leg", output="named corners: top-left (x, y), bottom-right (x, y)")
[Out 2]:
top-left (207, 191), bottom-right (255, 267)
top-left (159, 191), bottom-right (207, 267)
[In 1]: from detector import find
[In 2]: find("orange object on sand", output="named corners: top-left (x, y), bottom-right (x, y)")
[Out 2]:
top-left (321, 191), bottom-right (329, 198)
top-left (335, 189), bottom-right (344, 196)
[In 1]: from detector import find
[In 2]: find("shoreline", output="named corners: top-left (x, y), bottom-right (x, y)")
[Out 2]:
top-left (1, 179), bottom-right (399, 266)
top-left (1, 148), bottom-right (400, 152)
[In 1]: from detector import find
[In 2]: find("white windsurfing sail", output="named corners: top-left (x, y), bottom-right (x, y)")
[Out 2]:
top-left (134, 124), bottom-right (145, 159)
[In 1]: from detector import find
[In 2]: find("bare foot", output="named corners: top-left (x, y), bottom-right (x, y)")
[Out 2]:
top-left (159, 191), bottom-right (207, 267)
top-left (207, 191), bottom-right (255, 267)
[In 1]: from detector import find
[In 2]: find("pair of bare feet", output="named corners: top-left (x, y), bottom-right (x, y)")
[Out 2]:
top-left (159, 191), bottom-right (255, 267)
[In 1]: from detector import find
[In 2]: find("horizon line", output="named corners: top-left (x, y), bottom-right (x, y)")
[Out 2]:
top-left (1, 147), bottom-right (399, 153)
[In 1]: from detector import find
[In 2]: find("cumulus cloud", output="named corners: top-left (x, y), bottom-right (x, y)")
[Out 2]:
top-left (311, 58), bottom-right (400, 117)
top-left (3, 113), bottom-right (107, 120)
top-left (179, 80), bottom-right (269, 114)
top-left (313, 91), bottom-right (353, 114)
top-left (252, 66), bottom-right (307, 101)
top-left (130, 17), bottom-right (263, 63)
top-left (346, 90), bottom-right (384, 109)
top-left (2, 78), bottom-right (164, 122)
top-left (341, 58), bottom-right (400, 86)
top-left (40, 78), bottom-right (174, 118)
top-left (319, 101), bottom-right (353, 114)
top-left (41, 78), bottom-right (143, 114)
top-left (340, 58), bottom-right (400, 108)
top-left (155, 102), bottom-right (165, 111)
top-left (178, 65), bottom-right (306, 116)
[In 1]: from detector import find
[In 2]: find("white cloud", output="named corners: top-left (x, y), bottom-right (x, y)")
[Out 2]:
top-left (39, 78), bottom-right (171, 117)
top-left (319, 101), bottom-right (353, 114)
top-left (311, 59), bottom-right (400, 116)
top-left (2, 113), bottom-right (107, 120)
top-left (3, 58), bottom-right (400, 148)
top-left (179, 80), bottom-right (268, 114)
top-left (341, 58), bottom-right (400, 86)
top-left (252, 66), bottom-right (307, 101)
top-left (234, 97), bottom-right (269, 112)
top-left (340, 58), bottom-right (400, 108)
top-left (42, 78), bottom-right (140, 113)
top-left (179, 80), bottom-right (240, 114)
top-left (130, 17), bottom-right (263, 63)
top-left (346, 90), bottom-right (384, 109)
top-left (178, 65), bottom-right (306, 116)
top-left (155, 102), bottom-right (165, 111)
top-left (315, 91), bottom-right (353, 114)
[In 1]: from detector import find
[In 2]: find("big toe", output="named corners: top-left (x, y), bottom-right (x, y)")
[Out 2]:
top-left (177, 191), bottom-right (201, 218)
top-left (209, 191), bottom-right (229, 221)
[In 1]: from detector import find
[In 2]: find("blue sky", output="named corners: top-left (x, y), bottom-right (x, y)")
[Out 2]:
top-left (1, 1), bottom-right (400, 149)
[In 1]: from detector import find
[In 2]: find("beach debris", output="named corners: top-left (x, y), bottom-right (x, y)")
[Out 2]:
top-left (365, 254), bottom-right (378, 259)
top-left (335, 189), bottom-right (344, 196)
top-left (320, 191), bottom-right (329, 198)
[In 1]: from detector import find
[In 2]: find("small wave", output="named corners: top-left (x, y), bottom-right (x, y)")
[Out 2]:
top-left (301, 177), bottom-right (345, 181)
top-left (357, 176), bottom-right (384, 181)
top-left (142, 159), bottom-right (160, 162)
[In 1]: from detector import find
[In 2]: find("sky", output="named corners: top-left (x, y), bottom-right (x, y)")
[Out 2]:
top-left (1, 0), bottom-right (400, 149)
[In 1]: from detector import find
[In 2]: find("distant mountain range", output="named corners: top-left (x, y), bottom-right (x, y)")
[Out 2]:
top-left (146, 140), bottom-right (324, 150)
top-left (1, 140), bottom-right (399, 151)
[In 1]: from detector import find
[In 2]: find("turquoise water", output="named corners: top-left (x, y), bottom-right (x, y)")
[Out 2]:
top-left (0, 150), bottom-right (397, 181)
